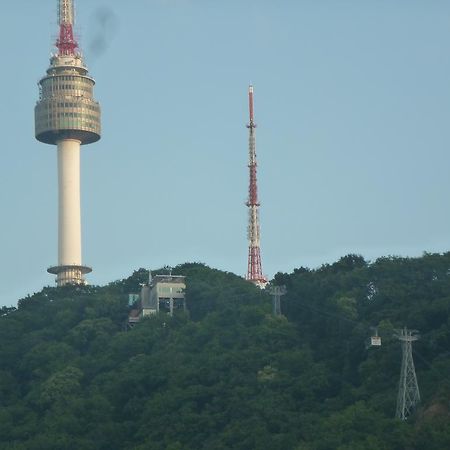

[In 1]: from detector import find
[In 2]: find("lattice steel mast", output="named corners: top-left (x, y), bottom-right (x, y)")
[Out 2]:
top-left (35, 0), bottom-right (101, 286)
top-left (57, 0), bottom-right (77, 55)
top-left (246, 86), bottom-right (268, 288)
top-left (270, 285), bottom-right (286, 316)
top-left (395, 328), bottom-right (421, 420)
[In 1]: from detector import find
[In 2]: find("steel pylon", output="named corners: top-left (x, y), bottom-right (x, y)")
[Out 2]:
top-left (269, 285), bottom-right (286, 316)
top-left (395, 327), bottom-right (420, 420)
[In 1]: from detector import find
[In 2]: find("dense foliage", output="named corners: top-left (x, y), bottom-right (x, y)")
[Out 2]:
top-left (0, 255), bottom-right (449, 449)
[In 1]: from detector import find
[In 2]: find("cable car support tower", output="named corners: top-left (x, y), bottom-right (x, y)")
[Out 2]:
top-left (395, 327), bottom-right (421, 420)
top-left (246, 86), bottom-right (268, 288)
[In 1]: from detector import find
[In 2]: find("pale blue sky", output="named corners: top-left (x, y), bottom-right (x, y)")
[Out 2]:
top-left (1, 0), bottom-right (450, 306)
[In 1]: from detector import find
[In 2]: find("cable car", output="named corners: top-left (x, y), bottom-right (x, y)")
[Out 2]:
top-left (370, 328), bottom-right (382, 346)
top-left (370, 335), bottom-right (382, 346)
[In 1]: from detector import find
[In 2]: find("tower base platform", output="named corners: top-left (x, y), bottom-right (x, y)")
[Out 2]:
top-left (47, 264), bottom-right (92, 287)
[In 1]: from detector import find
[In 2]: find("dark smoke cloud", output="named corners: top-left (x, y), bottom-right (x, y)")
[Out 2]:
top-left (88, 6), bottom-right (119, 59)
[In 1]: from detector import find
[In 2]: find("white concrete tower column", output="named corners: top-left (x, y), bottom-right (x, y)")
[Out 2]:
top-left (48, 138), bottom-right (91, 286)
top-left (57, 139), bottom-right (82, 267)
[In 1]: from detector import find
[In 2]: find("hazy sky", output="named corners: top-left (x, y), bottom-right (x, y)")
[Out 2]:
top-left (1, 0), bottom-right (450, 306)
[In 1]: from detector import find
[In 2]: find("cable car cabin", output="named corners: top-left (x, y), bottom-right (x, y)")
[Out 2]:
top-left (370, 336), bottom-right (382, 346)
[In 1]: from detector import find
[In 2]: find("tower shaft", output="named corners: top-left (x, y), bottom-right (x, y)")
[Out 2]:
top-left (58, 139), bottom-right (81, 265)
top-left (395, 328), bottom-right (421, 420)
top-left (56, 139), bottom-right (84, 284)
top-left (246, 86), bottom-right (267, 288)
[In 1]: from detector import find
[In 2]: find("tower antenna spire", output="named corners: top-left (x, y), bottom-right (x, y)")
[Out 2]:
top-left (56, 0), bottom-right (78, 55)
top-left (246, 85), bottom-right (268, 288)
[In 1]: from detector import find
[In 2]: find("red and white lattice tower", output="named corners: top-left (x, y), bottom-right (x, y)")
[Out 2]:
top-left (246, 86), bottom-right (268, 288)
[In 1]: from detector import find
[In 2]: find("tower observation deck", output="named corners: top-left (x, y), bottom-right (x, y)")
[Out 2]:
top-left (35, 0), bottom-right (101, 286)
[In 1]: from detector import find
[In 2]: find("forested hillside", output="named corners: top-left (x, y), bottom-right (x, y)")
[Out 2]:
top-left (0, 255), bottom-right (449, 449)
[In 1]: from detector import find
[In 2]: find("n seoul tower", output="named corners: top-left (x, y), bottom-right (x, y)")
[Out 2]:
top-left (35, 0), bottom-right (101, 286)
top-left (246, 86), bottom-right (268, 288)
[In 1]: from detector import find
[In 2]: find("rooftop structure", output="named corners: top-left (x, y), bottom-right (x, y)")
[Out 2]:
top-left (128, 273), bottom-right (187, 326)
top-left (142, 274), bottom-right (186, 316)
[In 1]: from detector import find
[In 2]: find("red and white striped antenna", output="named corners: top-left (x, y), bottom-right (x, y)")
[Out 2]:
top-left (56, 0), bottom-right (78, 55)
